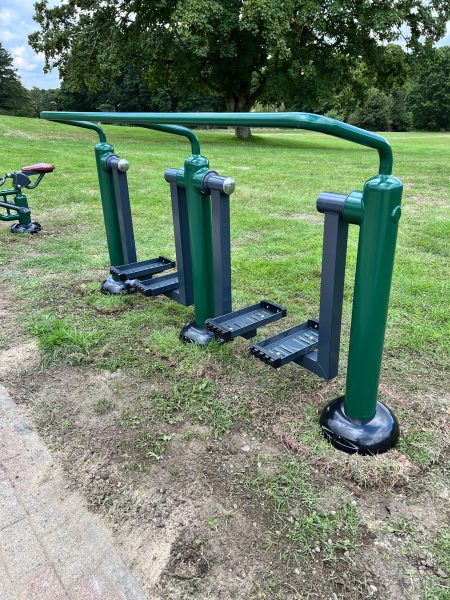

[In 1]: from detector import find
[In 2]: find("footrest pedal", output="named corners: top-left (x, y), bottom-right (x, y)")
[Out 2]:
top-left (205, 300), bottom-right (286, 341)
top-left (250, 319), bottom-right (319, 368)
top-left (134, 272), bottom-right (179, 296)
top-left (110, 256), bottom-right (175, 281)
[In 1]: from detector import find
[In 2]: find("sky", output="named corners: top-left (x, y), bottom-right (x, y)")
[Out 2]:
top-left (0, 0), bottom-right (449, 90)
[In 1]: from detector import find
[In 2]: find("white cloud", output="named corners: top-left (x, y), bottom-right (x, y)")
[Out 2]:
top-left (0, 0), bottom-right (60, 89)
top-left (0, 29), bottom-right (21, 43)
top-left (0, 9), bottom-right (16, 20)
top-left (11, 44), bottom-right (42, 72)
top-left (436, 22), bottom-right (450, 47)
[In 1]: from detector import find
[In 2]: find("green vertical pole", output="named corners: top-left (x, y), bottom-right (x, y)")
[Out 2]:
top-left (94, 142), bottom-right (125, 267)
top-left (179, 155), bottom-right (215, 330)
top-left (320, 174), bottom-right (402, 454)
top-left (14, 192), bottom-right (32, 227)
top-left (345, 175), bottom-right (403, 420)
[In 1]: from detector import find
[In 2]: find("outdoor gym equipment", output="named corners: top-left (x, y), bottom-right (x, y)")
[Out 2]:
top-left (0, 163), bottom-right (54, 233)
top-left (41, 111), bottom-right (403, 456)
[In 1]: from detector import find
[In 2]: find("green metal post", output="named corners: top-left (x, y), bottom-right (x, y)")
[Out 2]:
top-left (178, 156), bottom-right (215, 333)
top-left (94, 142), bottom-right (124, 267)
top-left (345, 175), bottom-right (403, 419)
top-left (13, 192), bottom-right (32, 227)
top-left (320, 175), bottom-right (402, 453)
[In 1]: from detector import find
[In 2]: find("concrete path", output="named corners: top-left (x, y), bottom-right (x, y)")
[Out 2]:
top-left (0, 384), bottom-right (148, 600)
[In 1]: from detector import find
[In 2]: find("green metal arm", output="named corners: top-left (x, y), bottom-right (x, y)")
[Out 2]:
top-left (50, 119), bottom-right (107, 143)
top-left (41, 111), bottom-right (392, 174)
top-left (48, 118), bottom-right (201, 155)
top-left (137, 124), bottom-right (201, 156)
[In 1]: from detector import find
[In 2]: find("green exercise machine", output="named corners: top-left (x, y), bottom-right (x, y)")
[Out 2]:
top-left (0, 163), bottom-right (54, 233)
top-left (41, 111), bottom-right (403, 456)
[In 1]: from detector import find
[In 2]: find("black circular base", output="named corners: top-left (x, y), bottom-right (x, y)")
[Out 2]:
top-left (320, 396), bottom-right (399, 455)
top-left (180, 321), bottom-right (214, 346)
top-left (101, 275), bottom-right (134, 295)
top-left (10, 222), bottom-right (41, 234)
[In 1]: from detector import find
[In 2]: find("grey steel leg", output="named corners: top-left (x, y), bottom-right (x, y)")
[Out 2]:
top-left (167, 181), bottom-right (194, 306)
top-left (298, 193), bottom-right (348, 380)
top-left (210, 188), bottom-right (232, 316)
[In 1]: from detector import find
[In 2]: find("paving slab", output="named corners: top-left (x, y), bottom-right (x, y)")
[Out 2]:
top-left (0, 384), bottom-right (148, 600)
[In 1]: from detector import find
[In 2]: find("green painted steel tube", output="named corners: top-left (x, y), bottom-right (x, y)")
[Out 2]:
top-left (14, 193), bottom-right (32, 226)
top-left (177, 156), bottom-right (215, 327)
top-left (50, 119), bottom-right (107, 143)
top-left (41, 111), bottom-right (393, 175)
top-left (344, 175), bottom-right (403, 420)
top-left (138, 124), bottom-right (201, 156)
top-left (0, 192), bottom-right (29, 222)
top-left (94, 142), bottom-right (125, 266)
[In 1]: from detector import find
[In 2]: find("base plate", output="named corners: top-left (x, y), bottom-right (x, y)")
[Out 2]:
top-left (101, 275), bottom-right (134, 295)
top-left (10, 222), bottom-right (41, 234)
top-left (180, 321), bottom-right (214, 346)
top-left (320, 396), bottom-right (399, 455)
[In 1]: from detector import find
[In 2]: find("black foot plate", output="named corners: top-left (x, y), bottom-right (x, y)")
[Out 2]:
top-left (205, 301), bottom-right (286, 341)
top-left (134, 272), bottom-right (179, 296)
top-left (320, 396), bottom-right (399, 455)
top-left (110, 256), bottom-right (175, 281)
top-left (250, 320), bottom-right (319, 368)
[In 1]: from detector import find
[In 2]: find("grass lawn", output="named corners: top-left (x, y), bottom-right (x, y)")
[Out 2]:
top-left (0, 115), bottom-right (449, 599)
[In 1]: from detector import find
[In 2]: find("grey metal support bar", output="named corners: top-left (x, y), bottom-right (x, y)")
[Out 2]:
top-left (210, 187), bottom-right (232, 316)
top-left (297, 192), bottom-right (348, 379)
top-left (164, 168), bottom-right (194, 306)
top-left (201, 170), bottom-right (235, 316)
top-left (105, 155), bottom-right (137, 265)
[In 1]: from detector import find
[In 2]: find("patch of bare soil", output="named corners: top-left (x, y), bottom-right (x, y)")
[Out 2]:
top-left (0, 361), bottom-right (388, 599)
top-left (0, 309), bottom-right (447, 599)
top-left (0, 341), bottom-right (40, 379)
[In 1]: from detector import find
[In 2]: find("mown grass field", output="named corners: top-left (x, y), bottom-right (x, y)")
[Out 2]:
top-left (0, 115), bottom-right (449, 599)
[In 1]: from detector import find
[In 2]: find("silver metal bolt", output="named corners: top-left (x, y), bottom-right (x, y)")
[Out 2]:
top-left (117, 159), bottom-right (130, 173)
top-left (222, 177), bottom-right (235, 195)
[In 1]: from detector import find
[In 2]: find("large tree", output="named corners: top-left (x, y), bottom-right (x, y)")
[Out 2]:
top-left (409, 46), bottom-right (450, 131)
top-left (0, 43), bottom-right (33, 117)
top-left (30, 1), bottom-right (449, 137)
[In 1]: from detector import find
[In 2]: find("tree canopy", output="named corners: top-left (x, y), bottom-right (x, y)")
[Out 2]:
top-left (409, 46), bottom-right (450, 131)
top-left (0, 43), bottom-right (33, 117)
top-left (30, 0), bottom-right (449, 114)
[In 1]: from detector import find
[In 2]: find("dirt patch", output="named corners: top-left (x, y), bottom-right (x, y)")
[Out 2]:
top-left (0, 284), bottom-right (448, 598)
top-left (2, 353), bottom-right (448, 599)
top-left (0, 341), bottom-right (40, 379)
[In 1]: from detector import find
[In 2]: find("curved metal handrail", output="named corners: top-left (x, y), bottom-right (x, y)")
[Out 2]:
top-left (41, 111), bottom-right (393, 174)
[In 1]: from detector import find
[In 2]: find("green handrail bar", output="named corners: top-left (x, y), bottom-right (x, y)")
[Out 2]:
top-left (136, 123), bottom-right (201, 156)
top-left (50, 118), bottom-right (201, 155)
top-left (41, 111), bottom-right (393, 174)
top-left (51, 119), bottom-right (107, 143)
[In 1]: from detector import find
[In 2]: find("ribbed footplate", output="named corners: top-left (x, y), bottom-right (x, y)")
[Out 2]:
top-left (250, 319), bottom-right (319, 368)
top-left (110, 256), bottom-right (175, 280)
top-left (134, 272), bottom-right (179, 296)
top-left (205, 301), bottom-right (286, 341)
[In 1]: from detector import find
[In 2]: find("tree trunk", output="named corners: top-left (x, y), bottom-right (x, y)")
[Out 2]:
top-left (235, 126), bottom-right (252, 140)
top-left (227, 95), bottom-right (253, 140)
